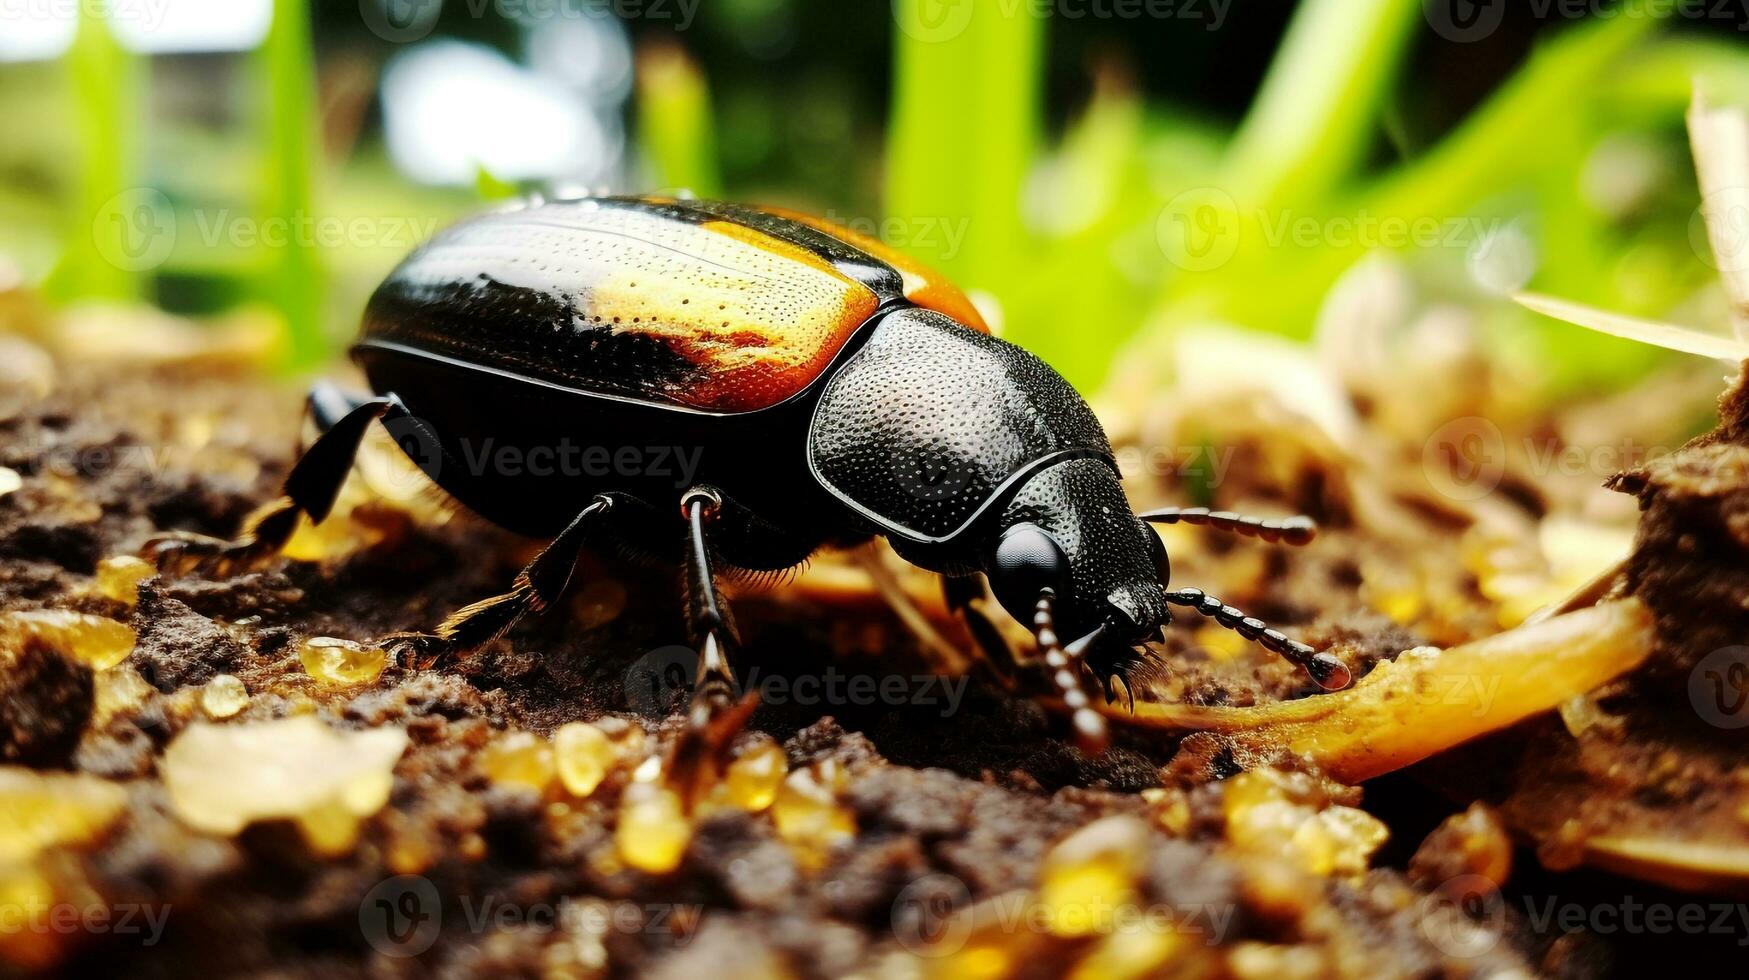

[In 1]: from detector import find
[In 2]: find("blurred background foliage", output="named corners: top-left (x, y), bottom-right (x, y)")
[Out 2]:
top-left (1, 0), bottom-right (1747, 391)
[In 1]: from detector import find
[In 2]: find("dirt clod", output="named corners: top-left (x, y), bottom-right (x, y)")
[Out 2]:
top-left (0, 638), bottom-right (92, 766)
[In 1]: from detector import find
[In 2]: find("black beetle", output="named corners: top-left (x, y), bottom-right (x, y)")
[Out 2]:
top-left (147, 195), bottom-right (1348, 763)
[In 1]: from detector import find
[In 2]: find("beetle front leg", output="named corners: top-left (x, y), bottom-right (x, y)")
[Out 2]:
top-left (942, 574), bottom-right (1025, 691)
top-left (143, 383), bottom-right (416, 575)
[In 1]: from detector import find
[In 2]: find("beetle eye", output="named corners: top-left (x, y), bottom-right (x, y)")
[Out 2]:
top-left (991, 524), bottom-right (1072, 616)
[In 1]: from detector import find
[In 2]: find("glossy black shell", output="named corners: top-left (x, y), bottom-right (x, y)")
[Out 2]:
top-left (352, 197), bottom-right (1116, 571)
top-left (806, 308), bottom-right (1113, 545)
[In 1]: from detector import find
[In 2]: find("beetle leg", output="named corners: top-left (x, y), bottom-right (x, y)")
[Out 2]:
top-left (143, 384), bottom-right (413, 575)
top-left (384, 495), bottom-right (616, 666)
top-left (1139, 507), bottom-right (1317, 546)
top-left (1162, 587), bottom-right (1353, 690)
top-left (942, 574), bottom-right (1025, 692)
top-left (943, 576), bottom-right (1115, 750)
top-left (662, 486), bottom-right (763, 807)
top-left (847, 547), bottom-right (972, 677)
top-left (1032, 591), bottom-right (1110, 755)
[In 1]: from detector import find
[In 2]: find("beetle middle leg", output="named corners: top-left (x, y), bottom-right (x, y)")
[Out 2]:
top-left (384, 494), bottom-right (616, 665)
top-left (663, 485), bottom-right (761, 806)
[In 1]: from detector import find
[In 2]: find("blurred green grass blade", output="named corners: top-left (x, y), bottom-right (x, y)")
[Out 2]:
top-left (637, 42), bottom-right (722, 197)
top-left (1156, 10), bottom-right (1664, 338)
top-left (1012, 72), bottom-right (1149, 386)
top-left (1368, 11), bottom-right (1662, 220)
top-left (43, 4), bottom-right (145, 302)
top-left (1602, 36), bottom-right (1749, 114)
top-left (474, 164), bottom-right (519, 201)
top-left (258, 0), bottom-right (325, 370)
top-left (886, 0), bottom-right (1043, 293)
top-left (1222, 0), bottom-right (1420, 205)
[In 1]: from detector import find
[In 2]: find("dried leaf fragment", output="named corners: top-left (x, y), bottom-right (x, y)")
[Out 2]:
top-left (162, 716), bottom-right (408, 856)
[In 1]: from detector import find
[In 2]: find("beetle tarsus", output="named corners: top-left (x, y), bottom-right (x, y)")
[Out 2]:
top-left (1163, 587), bottom-right (1351, 690)
top-left (142, 495), bottom-right (301, 575)
top-left (666, 686), bottom-right (760, 809)
top-left (1141, 507), bottom-right (1317, 546)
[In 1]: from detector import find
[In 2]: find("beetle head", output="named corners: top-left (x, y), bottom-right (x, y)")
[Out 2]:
top-left (981, 457), bottom-right (1172, 754)
top-left (985, 456), bottom-right (1171, 642)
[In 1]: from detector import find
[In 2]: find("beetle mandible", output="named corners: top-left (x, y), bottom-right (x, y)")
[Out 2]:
top-left (147, 196), bottom-right (1350, 775)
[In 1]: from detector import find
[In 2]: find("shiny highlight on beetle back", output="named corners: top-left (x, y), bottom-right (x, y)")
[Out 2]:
top-left (358, 197), bottom-right (987, 414)
top-left (363, 200), bottom-right (888, 412)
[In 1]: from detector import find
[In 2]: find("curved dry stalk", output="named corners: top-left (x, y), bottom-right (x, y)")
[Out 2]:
top-left (1688, 89), bottom-right (1749, 336)
top-left (1585, 837), bottom-right (1749, 895)
top-left (1091, 599), bottom-right (1654, 784)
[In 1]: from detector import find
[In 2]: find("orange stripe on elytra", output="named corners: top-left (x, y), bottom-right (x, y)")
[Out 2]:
top-left (760, 207), bottom-right (990, 334)
top-left (635, 220), bottom-right (878, 408)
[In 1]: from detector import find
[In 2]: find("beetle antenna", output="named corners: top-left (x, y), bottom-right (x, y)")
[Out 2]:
top-left (1163, 587), bottom-right (1352, 690)
top-left (1033, 591), bottom-right (1109, 754)
top-left (1140, 507), bottom-right (1316, 546)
